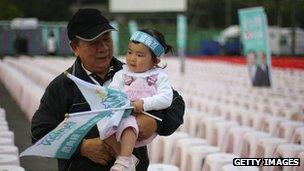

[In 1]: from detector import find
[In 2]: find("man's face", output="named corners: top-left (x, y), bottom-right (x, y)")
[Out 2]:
top-left (71, 32), bottom-right (113, 75)
top-left (246, 52), bottom-right (256, 66)
top-left (260, 53), bottom-right (266, 65)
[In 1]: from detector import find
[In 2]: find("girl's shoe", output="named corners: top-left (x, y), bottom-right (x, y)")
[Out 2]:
top-left (110, 155), bottom-right (138, 171)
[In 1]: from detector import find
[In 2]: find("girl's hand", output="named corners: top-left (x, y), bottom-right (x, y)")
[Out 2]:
top-left (132, 100), bottom-right (144, 114)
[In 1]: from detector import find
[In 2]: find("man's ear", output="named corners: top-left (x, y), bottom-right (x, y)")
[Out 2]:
top-left (70, 42), bottom-right (76, 51)
top-left (69, 42), bottom-right (79, 56)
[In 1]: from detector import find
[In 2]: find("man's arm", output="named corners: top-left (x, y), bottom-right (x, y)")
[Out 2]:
top-left (153, 89), bottom-right (185, 135)
top-left (31, 81), bottom-right (66, 143)
top-left (80, 138), bottom-right (115, 164)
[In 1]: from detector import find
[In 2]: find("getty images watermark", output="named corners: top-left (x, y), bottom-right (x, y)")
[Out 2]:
top-left (233, 158), bottom-right (300, 166)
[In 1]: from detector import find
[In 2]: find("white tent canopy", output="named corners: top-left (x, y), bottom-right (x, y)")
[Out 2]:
top-left (217, 25), bottom-right (304, 55)
top-left (218, 25), bottom-right (240, 45)
top-left (10, 18), bottom-right (38, 30)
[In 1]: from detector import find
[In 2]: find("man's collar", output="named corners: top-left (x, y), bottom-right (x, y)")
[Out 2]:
top-left (80, 62), bottom-right (113, 79)
top-left (67, 57), bottom-right (95, 84)
top-left (81, 63), bottom-right (93, 75)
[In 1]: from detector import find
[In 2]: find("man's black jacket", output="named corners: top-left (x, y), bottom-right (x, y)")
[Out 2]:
top-left (253, 65), bottom-right (271, 87)
top-left (31, 57), bottom-right (185, 171)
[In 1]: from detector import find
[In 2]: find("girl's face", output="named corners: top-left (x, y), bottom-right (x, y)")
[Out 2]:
top-left (126, 42), bottom-right (157, 73)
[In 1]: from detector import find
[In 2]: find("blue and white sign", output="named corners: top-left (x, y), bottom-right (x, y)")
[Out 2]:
top-left (238, 7), bottom-right (272, 86)
top-left (20, 73), bottom-right (132, 159)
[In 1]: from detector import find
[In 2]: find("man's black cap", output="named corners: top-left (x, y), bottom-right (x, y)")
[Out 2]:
top-left (67, 8), bottom-right (115, 41)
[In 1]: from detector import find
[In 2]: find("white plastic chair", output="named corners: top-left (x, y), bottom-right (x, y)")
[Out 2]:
top-left (247, 113), bottom-right (266, 130)
top-left (239, 131), bottom-right (271, 157)
top-left (197, 116), bottom-right (225, 140)
top-left (0, 165), bottom-right (25, 171)
top-left (222, 126), bottom-right (253, 153)
top-left (214, 121), bottom-right (238, 148)
top-left (187, 113), bottom-right (205, 137)
top-left (148, 164), bottom-right (179, 171)
top-left (0, 154), bottom-right (19, 165)
top-left (261, 116), bottom-right (286, 136)
top-left (0, 145), bottom-right (19, 156)
top-left (186, 145), bottom-right (220, 171)
top-left (202, 153), bottom-right (239, 171)
top-left (291, 127), bottom-right (304, 145)
top-left (271, 144), bottom-right (304, 171)
top-left (293, 151), bottom-right (304, 171)
top-left (276, 121), bottom-right (304, 141)
top-left (170, 137), bottom-right (207, 171)
top-left (256, 137), bottom-right (287, 158)
top-left (0, 138), bottom-right (14, 146)
top-left (149, 132), bottom-right (188, 164)
top-left (0, 131), bottom-right (15, 142)
top-left (222, 164), bottom-right (259, 171)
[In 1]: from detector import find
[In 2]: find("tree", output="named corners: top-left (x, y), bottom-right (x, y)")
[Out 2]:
top-left (0, 0), bottom-right (23, 20)
top-left (10, 0), bottom-right (72, 21)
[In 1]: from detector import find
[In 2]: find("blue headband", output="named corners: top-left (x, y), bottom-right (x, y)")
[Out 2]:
top-left (130, 31), bottom-right (165, 57)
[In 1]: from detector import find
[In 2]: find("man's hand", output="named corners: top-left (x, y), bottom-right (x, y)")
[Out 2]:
top-left (80, 138), bottom-right (115, 165)
top-left (136, 114), bottom-right (157, 141)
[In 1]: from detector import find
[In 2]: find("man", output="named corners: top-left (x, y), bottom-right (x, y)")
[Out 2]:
top-left (252, 51), bottom-right (271, 87)
top-left (46, 30), bottom-right (57, 56)
top-left (31, 8), bottom-right (185, 171)
top-left (246, 51), bottom-right (257, 82)
top-left (13, 32), bottom-right (29, 56)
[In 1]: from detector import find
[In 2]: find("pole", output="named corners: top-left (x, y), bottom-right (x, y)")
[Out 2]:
top-left (177, 14), bottom-right (187, 74)
top-left (290, 0), bottom-right (296, 56)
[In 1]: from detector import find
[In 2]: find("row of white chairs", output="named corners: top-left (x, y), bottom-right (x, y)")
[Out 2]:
top-left (1, 57), bottom-right (303, 139)
top-left (1, 56), bottom-right (303, 171)
top-left (4, 58), bottom-right (56, 88)
top-left (174, 89), bottom-right (302, 119)
top-left (0, 61), bottom-right (43, 119)
top-left (148, 130), bottom-right (304, 171)
top-left (182, 106), bottom-right (304, 143)
top-left (165, 58), bottom-right (304, 95)
top-left (0, 108), bottom-right (25, 171)
top-left (3, 57), bottom-right (303, 107)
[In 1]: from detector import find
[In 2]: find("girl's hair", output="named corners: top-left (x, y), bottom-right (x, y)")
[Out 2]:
top-left (131, 29), bottom-right (172, 68)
